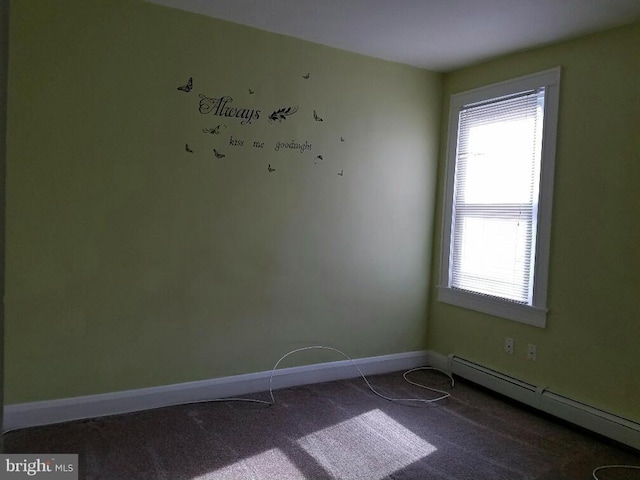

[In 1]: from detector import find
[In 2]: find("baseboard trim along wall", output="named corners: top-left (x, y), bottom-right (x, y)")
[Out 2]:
top-left (3, 349), bottom-right (429, 432)
top-left (5, 349), bottom-right (639, 451)
top-left (435, 351), bottom-right (640, 451)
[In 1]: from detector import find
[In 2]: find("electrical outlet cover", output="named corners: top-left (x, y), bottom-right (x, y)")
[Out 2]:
top-left (505, 337), bottom-right (514, 354)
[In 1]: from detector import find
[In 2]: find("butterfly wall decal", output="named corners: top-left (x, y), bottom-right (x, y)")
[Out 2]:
top-left (268, 164), bottom-right (276, 172)
top-left (177, 77), bottom-right (193, 92)
top-left (302, 73), bottom-right (310, 79)
top-left (213, 149), bottom-right (226, 158)
top-left (338, 170), bottom-right (344, 176)
top-left (313, 110), bottom-right (324, 122)
top-left (341, 137), bottom-right (345, 142)
top-left (203, 125), bottom-right (226, 135)
top-left (249, 88), bottom-right (255, 94)
top-left (185, 144), bottom-right (194, 153)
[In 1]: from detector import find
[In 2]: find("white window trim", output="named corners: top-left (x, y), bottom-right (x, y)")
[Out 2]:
top-left (438, 67), bottom-right (561, 328)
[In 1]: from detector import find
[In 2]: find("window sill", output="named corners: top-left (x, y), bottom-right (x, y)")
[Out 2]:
top-left (437, 286), bottom-right (547, 328)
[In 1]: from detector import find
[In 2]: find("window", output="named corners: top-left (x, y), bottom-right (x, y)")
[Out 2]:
top-left (438, 68), bottom-right (560, 327)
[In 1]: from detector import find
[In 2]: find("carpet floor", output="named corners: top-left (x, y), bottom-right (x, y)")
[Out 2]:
top-left (4, 371), bottom-right (640, 479)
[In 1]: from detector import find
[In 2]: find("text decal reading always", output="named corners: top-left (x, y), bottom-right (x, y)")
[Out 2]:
top-left (198, 95), bottom-right (260, 125)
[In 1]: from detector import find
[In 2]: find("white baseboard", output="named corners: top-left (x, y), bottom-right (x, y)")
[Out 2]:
top-left (7, 349), bottom-right (639, 452)
top-left (3, 350), bottom-right (429, 432)
top-left (429, 351), bottom-right (640, 451)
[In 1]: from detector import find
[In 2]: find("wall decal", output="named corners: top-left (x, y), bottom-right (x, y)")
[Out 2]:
top-left (174, 76), bottom-right (348, 179)
top-left (203, 125), bottom-right (226, 135)
top-left (177, 77), bottom-right (193, 93)
top-left (229, 136), bottom-right (244, 146)
top-left (274, 140), bottom-right (312, 153)
top-left (268, 106), bottom-right (299, 123)
top-left (199, 95), bottom-right (260, 125)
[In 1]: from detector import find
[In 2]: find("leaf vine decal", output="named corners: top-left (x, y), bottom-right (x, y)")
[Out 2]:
top-left (268, 106), bottom-right (299, 123)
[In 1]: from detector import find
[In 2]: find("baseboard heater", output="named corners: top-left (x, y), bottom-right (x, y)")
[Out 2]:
top-left (448, 355), bottom-right (640, 451)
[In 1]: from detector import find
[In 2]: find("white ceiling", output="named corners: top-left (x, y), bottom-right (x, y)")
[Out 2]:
top-left (147, 0), bottom-right (640, 71)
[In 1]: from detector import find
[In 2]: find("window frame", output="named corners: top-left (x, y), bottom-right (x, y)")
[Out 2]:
top-left (438, 67), bottom-right (561, 328)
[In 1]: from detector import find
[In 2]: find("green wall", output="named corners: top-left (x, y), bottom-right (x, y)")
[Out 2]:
top-left (428, 23), bottom-right (640, 421)
top-left (1, 0), bottom-right (9, 451)
top-left (6, 0), bottom-right (637, 426)
top-left (5, 0), bottom-right (442, 403)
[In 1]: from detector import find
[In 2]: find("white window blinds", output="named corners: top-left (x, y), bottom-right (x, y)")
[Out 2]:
top-left (450, 88), bottom-right (545, 304)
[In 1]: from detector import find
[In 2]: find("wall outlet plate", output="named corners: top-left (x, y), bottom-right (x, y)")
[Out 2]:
top-left (527, 344), bottom-right (537, 361)
top-left (505, 337), bottom-right (514, 355)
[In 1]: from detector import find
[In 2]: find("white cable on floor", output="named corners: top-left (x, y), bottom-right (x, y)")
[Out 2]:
top-left (209, 345), bottom-right (454, 406)
top-left (0, 346), bottom-right (454, 435)
top-left (592, 464), bottom-right (640, 479)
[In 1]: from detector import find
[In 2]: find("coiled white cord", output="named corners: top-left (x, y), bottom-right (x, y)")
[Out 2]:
top-left (592, 464), bottom-right (640, 479)
top-left (0, 345), bottom-right (454, 436)
top-left (4, 344), bottom-right (636, 478)
top-left (212, 345), bottom-right (454, 406)
top-left (210, 346), bottom-right (640, 479)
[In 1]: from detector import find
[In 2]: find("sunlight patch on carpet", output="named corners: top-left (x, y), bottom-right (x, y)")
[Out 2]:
top-left (297, 409), bottom-right (437, 480)
top-left (191, 448), bottom-right (304, 480)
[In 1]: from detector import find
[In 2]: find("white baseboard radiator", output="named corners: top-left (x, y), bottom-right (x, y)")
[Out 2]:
top-left (447, 355), bottom-right (640, 451)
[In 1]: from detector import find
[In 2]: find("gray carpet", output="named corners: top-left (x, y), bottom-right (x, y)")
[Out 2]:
top-left (4, 371), bottom-right (640, 479)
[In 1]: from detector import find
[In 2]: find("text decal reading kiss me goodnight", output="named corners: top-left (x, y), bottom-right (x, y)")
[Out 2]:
top-left (198, 95), bottom-right (260, 125)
